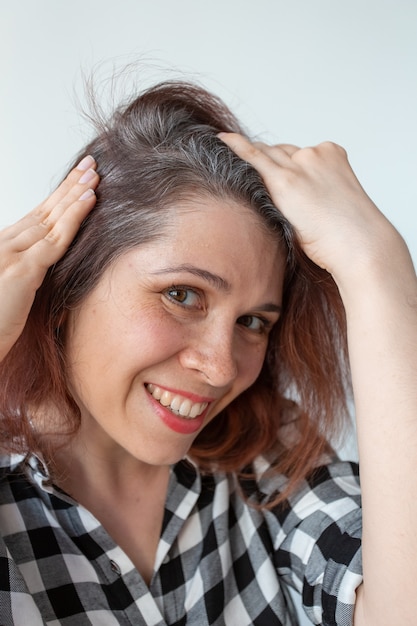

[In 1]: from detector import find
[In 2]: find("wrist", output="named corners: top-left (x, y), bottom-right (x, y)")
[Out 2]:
top-left (331, 228), bottom-right (416, 309)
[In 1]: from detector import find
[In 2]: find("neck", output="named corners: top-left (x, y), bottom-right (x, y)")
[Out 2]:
top-left (49, 432), bottom-right (170, 506)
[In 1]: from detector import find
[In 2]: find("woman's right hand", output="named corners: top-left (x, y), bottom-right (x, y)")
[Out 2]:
top-left (0, 155), bottom-right (99, 363)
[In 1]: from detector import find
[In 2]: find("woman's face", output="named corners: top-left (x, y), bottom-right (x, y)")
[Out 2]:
top-left (65, 197), bottom-right (285, 467)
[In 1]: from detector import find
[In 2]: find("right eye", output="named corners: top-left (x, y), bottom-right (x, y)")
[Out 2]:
top-left (163, 286), bottom-right (202, 309)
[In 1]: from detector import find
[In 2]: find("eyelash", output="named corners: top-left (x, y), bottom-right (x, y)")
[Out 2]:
top-left (237, 315), bottom-right (272, 334)
top-left (164, 286), bottom-right (273, 334)
top-left (164, 286), bottom-right (202, 308)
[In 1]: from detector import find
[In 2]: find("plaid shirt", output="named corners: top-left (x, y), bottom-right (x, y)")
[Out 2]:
top-left (0, 453), bottom-right (362, 626)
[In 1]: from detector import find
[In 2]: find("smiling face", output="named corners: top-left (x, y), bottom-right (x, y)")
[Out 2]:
top-left (65, 197), bottom-right (285, 468)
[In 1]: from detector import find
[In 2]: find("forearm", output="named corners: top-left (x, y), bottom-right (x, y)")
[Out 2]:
top-left (339, 239), bottom-right (417, 625)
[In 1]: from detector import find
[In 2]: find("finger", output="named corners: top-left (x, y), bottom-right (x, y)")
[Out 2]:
top-left (39, 155), bottom-right (98, 218)
top-left (0, 189), bottom-right (97, 298)
top-left (253, 142), bottom-right (302, 161)
top-left (13, 188), bottom-right (97, 268)
top-left (275, 143), bottom-right (300, 157)
top-left (218, 132), bottom-right (291, 169)
top-left (4, 159), bottom-right (99, 253)
top-left (218, 132), bottom-right (296, 198)
top-left (0, 185), bottom-right (97, 315)
top-left (7, 188), bottom-right (97, 255)
top-left (0, 155), bottom-right (98, 240)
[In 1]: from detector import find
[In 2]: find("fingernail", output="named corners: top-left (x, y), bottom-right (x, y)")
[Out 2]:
top-left (79, 168), bottom-right (96, 184)
top-left (76, 155), bottom-right (95, 171)
top-left (79, 189), bottom-right (96, 201)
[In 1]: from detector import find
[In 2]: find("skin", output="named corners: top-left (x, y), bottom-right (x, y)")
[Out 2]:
top-left (62, 199), bottom-right (283, 471)
top-left (1, 136), bottom-right (417, 621)
top-left (0, 154), bottom-right (99, 362)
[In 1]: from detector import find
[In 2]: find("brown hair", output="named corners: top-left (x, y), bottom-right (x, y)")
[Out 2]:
top-left (0, 80), bottom-right (350, 503)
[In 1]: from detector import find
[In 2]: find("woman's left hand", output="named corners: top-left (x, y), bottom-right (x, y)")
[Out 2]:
top-left (218, 133), bottom-right (409, 294)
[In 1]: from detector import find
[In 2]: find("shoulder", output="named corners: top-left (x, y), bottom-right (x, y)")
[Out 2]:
top-left (0, 451), bottom-right (26, 476)
top-left (250, 452), bottom-right (361, 518)
top-left (0, 452), bottom-right (42, 512)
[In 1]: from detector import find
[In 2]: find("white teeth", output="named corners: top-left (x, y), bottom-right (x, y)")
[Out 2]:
top-left (147, 383), bottom-right (163, 401)
top-left (189, 403), bottom-right (202, 418)
top-left (160, 391), bottom-right (172, 407)
top-left (146, 384), bottom-right (208, 419)
top-left (179, 399), bottom-right (192, 416)
top-left (170, 396), bottom-right (182, 412)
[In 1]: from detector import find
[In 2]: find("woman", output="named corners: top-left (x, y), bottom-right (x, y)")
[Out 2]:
top-left (0, 81), bottom-right (416, 626)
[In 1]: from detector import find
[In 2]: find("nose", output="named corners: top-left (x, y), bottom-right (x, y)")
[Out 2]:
top-left (179, 325), bottom-right (238, 388)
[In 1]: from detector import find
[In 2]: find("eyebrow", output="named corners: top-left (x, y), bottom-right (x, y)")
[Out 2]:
top-left (152, 264), bottom-right (231, 292)
top-left (151, 264), bottom-right (282, 314)
top-left (256, 302), bottom-right (282, 314)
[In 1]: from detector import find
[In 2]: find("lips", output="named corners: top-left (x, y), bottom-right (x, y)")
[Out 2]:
top-left (145, 383), bottom-right (209, 419)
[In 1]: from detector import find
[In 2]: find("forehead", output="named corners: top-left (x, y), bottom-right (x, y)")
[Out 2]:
top-left (171, 194), bottom-right (283, 249)
top-left (69, 195), bottom-right (286, 326)
top-left (96, 195), bottom-right (285, 299)
top-left (144, 196), bottom-right (286, 295)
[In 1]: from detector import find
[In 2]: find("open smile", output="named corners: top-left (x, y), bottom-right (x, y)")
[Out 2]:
top-left (145, 383), bottom-right (210, 419)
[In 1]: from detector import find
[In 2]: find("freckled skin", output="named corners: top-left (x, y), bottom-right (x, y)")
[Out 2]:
top-left (65, 198), bottom-right (284, 470)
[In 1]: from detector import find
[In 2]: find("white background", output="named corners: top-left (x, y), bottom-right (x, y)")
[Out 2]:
top-left (1, 2), bottom-right (416, 623)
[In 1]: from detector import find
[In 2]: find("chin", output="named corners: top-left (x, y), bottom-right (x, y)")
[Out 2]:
top-left (130, 444), bottom-right (194, 468)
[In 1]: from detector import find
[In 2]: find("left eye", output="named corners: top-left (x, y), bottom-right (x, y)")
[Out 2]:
top-left (164, 287), bottom-right (201, 307)
top-left (237, 315), bottom-right (268, 332)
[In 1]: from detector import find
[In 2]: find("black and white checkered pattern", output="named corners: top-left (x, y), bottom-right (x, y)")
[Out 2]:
top-left (0, 453), bottom-right (362, 625)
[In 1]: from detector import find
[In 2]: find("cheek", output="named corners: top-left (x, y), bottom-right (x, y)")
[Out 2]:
top-left (128, 309), bottom-right (189, 359)
top-left (237, 343), bottom-right (268, 390)
top-left (212, 344), bottom-right (267, 418)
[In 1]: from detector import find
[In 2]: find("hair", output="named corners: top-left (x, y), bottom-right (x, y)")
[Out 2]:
top-left (0, 79), bottom-right (351, 505)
